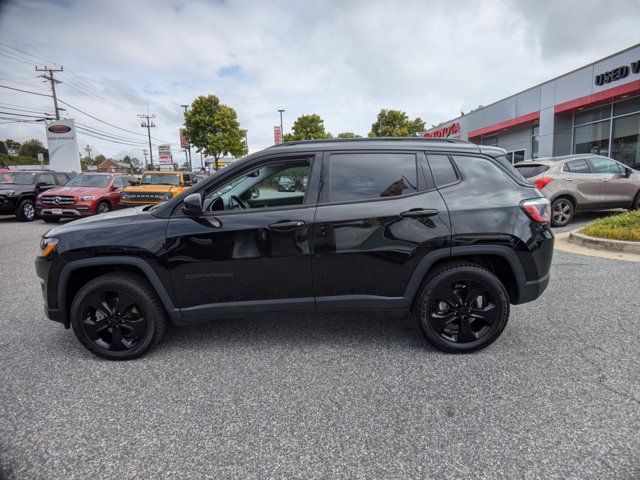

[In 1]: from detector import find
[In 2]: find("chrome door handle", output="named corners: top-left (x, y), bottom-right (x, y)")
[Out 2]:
top-left (400, 208), bottom-right (439, 218)
top-left (564, 177), bottom-right (574, 181)
top-left (601, 178), bottom-right (610, 182)
top-left (267, 220), bottom-right (306, 231)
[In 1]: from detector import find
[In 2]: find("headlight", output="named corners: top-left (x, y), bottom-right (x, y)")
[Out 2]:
top-left (162, 192), bottom-right (173, 200)
top-left (39, 237), bottom-right (59, 257)
top-left (78, 196), bottom-right (95, 201)
top-left (37, 193), bottom-right (42, 199)
top-left (121, 193), bottom-right (130, 199)
top-left (1, 189), bottom-right (16, 196)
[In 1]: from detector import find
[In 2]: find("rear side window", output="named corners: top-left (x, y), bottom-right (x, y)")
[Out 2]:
top-left (327, 153), bottom-right (418, 202)
top-left (514, 164), bottom-right (550, 178)
top-left (427, 155), bottom-right (458, 187)
top-left (563, 159), bottom-right (590, 173)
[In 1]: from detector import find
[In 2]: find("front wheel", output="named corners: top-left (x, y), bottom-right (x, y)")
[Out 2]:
top-left (70, 272), bottom-right (168, 360)
top-left (551, 198), bottom-right (574, 227)
top-left (96, 201), bottom-right (111, 214)
top-left (414, 262), bottom-right (510, 353)
top-left (16, 199), bottom-right (36, 222)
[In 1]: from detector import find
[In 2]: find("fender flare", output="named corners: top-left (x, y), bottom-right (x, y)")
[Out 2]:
top-left (57, 256), bottom-right (181, 323)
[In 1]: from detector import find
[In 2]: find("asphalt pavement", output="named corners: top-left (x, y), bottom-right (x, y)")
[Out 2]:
top-left (0, 214), bottom-right (638, 479)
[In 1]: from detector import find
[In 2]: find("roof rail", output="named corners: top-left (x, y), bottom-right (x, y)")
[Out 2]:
top-left (271, 137), bottom-right (472, 148)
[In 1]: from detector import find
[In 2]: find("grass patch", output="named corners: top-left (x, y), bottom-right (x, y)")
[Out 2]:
top-left (583, 210), bottom-right (640, 242)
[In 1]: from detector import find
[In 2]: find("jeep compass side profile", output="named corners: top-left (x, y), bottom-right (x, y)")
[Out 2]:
top-left (36, 138), bottom-right (553, 360)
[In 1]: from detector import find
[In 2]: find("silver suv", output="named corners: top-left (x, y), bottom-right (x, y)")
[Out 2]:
top-left (514, 155), bottom-right (640, 227)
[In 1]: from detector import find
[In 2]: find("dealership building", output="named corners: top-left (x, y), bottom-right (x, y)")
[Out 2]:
top-left (423, 44), bottom-right (640, 168)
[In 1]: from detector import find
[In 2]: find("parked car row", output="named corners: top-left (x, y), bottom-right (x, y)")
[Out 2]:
top-left (0, 169), bottom-right (200, 223)
top-left (514, 154), bottom-right (640, 227)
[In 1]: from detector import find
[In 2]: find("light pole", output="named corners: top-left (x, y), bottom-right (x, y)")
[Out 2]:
top-left (278, 109), bottom-right (285, 139)
top-left (181, 104), bottom-right (192, 171)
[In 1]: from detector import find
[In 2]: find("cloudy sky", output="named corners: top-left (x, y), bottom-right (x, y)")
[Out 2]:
top-left (0, 0), bottom-right (639, 162)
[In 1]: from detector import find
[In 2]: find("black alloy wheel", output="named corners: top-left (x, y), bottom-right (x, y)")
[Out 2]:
top-left (70, 272), bottom-right (167, 360)
top-left (416, 263), bottom-right (509, 352)
top-left (551, 198), bottom-right (574, 227)
top-left (97, 201), bottom-right (111, 214)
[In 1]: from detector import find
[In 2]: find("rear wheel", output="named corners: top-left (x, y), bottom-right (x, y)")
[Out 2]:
top-left (70, 272), bottom-right (168, 360)
top-left (16, 199), bottom-right (35, 222)
top-left (414, 262), bottom-right (510, 353)
top-left (551, 198), bottom-right (574, 227)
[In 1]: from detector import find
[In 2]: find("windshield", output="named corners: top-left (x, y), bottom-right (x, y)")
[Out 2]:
top-left (1, 172), bottom-right (37, 185)
top-left (65, 174), bottom-right (110, 188)
top-left (142, 173), bottom-right (180, 186)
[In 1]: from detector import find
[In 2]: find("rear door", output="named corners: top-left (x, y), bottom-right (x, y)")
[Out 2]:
top-left (588, 157), bottom-right (636, 206)
top-left (311, 150), bottom-right (451, 310)
top-left (560, 158), bottom-right (601, 207)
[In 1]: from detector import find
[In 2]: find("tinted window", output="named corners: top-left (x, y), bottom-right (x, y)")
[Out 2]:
top-left (514, 164), bottom-right (550, 178)
top-left (427, 155), bottom-right (458, 187)
top-left (563, 159), bottom-right (590, 173)
top-left (54, 173), bottom-right (68, 185)
top-left (452, 155), bottom-right (516, 191)
top-left (38, 173), bottom-right (55, 185)
top-left (328, 153), bottom-right (417, 202)
top-left (590, 157), bottom-right (623, 174)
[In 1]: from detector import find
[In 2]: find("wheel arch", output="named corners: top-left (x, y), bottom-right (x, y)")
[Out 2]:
top-left (551, 193), bottom-right (576, 209)
top-left (58, 257), bottom-right (181, 327)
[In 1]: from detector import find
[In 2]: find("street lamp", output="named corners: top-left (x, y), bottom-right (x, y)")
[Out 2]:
top-left (277, 109), bottom-right (285, 139)
top-left (181, 104), bottom-right (192, 171)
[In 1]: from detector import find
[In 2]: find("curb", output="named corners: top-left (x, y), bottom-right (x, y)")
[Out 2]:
top-left (568, 229), bottom-right (640, 255)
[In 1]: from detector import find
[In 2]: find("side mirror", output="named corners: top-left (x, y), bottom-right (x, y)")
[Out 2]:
top-left (110, 185), bottom-right (118, 191)
top-left (182, 192), bottom-right (203, 215)
top-left (249, 187), bottom-right (260, 199)
top-left (624, 167), bottom-right (633, 178)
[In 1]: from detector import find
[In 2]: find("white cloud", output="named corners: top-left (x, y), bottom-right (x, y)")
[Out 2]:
top-left (0, 0), bottom-right (639, 159)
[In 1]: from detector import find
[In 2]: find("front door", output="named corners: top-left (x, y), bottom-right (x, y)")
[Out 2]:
top-left (588, 157), bottom-right (637, 207)
top-left (311, 150), bottom-right (451, 310)
top-left (560, 158), bottom-right (601, 208)
top-left (166, 155), bottom-right (319, 318)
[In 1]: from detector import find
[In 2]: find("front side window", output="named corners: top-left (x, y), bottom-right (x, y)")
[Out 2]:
top-left (203, 160), bottom-right (311, 212)
top-left (66, 174), bottom-right (110, 188)
top-left (112, 177), bottom-right (125, 188)
top-left (590, 157), bottom-right (624, 174)
top-left (38, 173), bottom-right (55, 185)
top-left (563, 159), bottom-right (591, 173)
top-left (327, 153), bottom-right (417, 203)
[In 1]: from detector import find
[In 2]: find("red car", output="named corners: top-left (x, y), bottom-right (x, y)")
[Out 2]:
top-left (36, 172), bottom-right (137, 223)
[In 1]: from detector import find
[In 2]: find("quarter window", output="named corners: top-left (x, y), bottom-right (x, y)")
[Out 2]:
top-left (427, 155), bottom-right (458, 187)
top-left (327, 153), bottom-right (418, 202)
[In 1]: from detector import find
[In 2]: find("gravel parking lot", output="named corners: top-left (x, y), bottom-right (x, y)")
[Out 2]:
top-left (1, 214), bottom-right (638, 479)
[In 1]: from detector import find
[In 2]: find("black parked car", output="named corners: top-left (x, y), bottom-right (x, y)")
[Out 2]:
top-left (0, 170), bottom-right (73, 221)
top-left (36, 138), bottom-right (554, 360)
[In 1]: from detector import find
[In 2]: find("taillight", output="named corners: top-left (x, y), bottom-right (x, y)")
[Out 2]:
top-left (535, 177), bottom-right (553, 190)
top-left (521, 198), bottom-right (551, 223)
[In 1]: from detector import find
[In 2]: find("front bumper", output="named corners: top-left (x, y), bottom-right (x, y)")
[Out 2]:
top-left (35, 254), bottom-right (67, 327)
top-left (0, 195), bottom-right (18, 213)
top-left (36, 203), bottom-right (94, 218)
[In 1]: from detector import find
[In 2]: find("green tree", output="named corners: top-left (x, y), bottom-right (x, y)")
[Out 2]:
top-left (4, 139), bottom-right (21, 150)
top-left (184, 94), bottom-right (248, 170)
top-left (94, 154), bottom-right (107, 166)
top-left (0, 140), bottom-right (6, 154)
top-left (283, 114), bottom-right (332, 142)
top-left (368, 109), bottom-right (425, 137)
top-left (18, 139), bottom-right (48, 160)
top-left (336, 132), bottom-right (362, 139)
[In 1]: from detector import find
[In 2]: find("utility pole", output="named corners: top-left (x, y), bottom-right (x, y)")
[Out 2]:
top-left (138, 110), bottom-right (155, 168)
top-left (142, 149), bottom-right (148, 168)
top-left (180, 104), bottom-right (192, 171)
top-left (278, 109), bottom-right (285, 139)
top-left (36, 66), bottom-right (64, 120)
top-left (85, 145), bottom-right (93, 168)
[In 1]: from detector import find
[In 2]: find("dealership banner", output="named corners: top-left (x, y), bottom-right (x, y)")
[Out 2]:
top-left (273, 126), bottom-right (282, 145)
top-left (158, 144), bottom-right (173, 165)
top-left (45, 119), bottom-right (81, 172)
top-left (179, 129), bottom-right (189, 149)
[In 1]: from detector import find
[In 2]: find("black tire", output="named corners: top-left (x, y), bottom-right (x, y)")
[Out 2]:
top-left (551, 198), bottom-right (574, 227)
top-left (414, 262), bottom-right (510, 353)
top-left (632, 192), bottom-right (640, 211)
top-left (16, 198), bottom-right (36, 222)
top-left (70, 272), bottom-right (168, 360)
top-left (42, 216), bottom-right (60, 223)
top-left (96, 201), bottom-right (111, 214)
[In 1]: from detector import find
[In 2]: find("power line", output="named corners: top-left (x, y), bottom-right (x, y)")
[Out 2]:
top-left (0, 84), bottom-right (51, 98)
top-left (0, 41), bottom-right (62, 67)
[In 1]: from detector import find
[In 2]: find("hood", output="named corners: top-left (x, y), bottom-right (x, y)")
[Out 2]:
top-left (124, 185), bottom-right (178, 193)
top-left (0, 183), bottom-right (35, 194)
top-left (41, 186), bottom-right (107, 197)
top-left (45, 205), bottom-right (149, 236)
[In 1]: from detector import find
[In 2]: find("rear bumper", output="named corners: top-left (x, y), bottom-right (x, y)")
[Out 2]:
top-left (514, 272), bottom-right (550, 304)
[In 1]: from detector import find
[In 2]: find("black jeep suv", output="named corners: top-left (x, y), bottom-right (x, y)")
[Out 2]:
top-left (1, 170), bottom-right (72, 221)
top-left (36, 138), bottom-right (553, 360)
